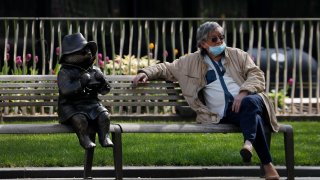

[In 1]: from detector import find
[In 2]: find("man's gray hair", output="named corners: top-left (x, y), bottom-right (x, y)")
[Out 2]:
top-left (196, 22), bottom-right (224, 48)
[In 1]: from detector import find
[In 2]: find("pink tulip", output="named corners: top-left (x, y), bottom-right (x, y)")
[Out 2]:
top-left (26, 53), bottom-right (32, 63)
top-left (288, 78), bottom-right (294, 86)
top-left (98, 59), bottom-right (104, 67)
top-left (56, 47), bottom-right (60, 56)
top-left (34, 56), bottom-right (39, 64)
top-left (16, 56), bottom-right (22, 66)
top-left (98, 53), bottom-right (103, 60)
top-left (105, 56), bottom-right (110, 63)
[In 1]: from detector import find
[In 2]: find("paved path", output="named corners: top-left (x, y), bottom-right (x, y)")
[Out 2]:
top-left (1, 166), bottom-right (319, 179)
top-left (1, 178), bottom-right (319, 180)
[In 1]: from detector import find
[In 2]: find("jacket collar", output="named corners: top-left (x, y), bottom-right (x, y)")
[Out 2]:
top-left (223, 47), bottom-right (231, 65)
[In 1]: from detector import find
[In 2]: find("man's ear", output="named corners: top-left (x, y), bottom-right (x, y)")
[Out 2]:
top-left (200, 42), bottom-right (209, 50)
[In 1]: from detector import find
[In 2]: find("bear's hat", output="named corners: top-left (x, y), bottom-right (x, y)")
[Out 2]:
top-left (59, 33), bottom-right (97, 63)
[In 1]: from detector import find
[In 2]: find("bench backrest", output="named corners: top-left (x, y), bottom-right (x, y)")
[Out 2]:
top-left (0, 75), bottom-right (188, 119)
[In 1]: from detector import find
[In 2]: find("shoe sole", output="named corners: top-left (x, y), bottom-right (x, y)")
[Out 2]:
top-left (240, 148), bottom-right (252, 163)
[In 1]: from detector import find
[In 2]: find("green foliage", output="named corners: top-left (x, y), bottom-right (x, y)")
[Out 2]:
top-left (0, 65), bottom-right (9, 75)
top-left (29, 67), bottom-right (38, 75)
top-left (53, 63), bottom-right (61, 75)
top-left (268, 89), bottom-right (287, 109)
top-left (11, 67), bottom-right (23, 75)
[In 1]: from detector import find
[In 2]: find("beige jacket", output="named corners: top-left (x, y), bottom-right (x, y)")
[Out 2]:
top-left (140, 47), bottom-right (279, 132)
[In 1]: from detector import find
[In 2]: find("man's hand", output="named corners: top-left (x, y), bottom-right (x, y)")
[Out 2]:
top-left (132, 73), bottom-right (148, 86)
top-left (232, 91), bottom-right (249, 113)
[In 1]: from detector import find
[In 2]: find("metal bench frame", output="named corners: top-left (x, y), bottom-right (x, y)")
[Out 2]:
top-left (0, 75), bottom-right (294, 180)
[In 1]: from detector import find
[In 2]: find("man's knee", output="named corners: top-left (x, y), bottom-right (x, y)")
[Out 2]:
top-left (241, 95), bottom-right (256, 106)
top-left (241, 95), bottom-right (265, 114)
top-left (241, 95), bottom-right (264, 111)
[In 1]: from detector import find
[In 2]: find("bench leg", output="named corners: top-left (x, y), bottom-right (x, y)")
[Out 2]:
top-left (283, 125), bottom-right (295, 180)
top-left (84, 147), bottom-right (95, 179)
top-left (112, 125), bottom-right (123, 180)
top-left (83, 133), bottom-right (96, 179)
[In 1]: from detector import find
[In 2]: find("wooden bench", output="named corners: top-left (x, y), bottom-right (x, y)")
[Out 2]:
top-left (0, 75), bottom-right (294, 180)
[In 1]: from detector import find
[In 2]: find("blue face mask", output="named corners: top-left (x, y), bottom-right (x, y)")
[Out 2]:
top-left (208, 42), bottom-right (226, 56)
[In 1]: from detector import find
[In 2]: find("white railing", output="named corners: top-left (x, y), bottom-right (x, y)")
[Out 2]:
top-left (0, 17), bottom-right (319, 115)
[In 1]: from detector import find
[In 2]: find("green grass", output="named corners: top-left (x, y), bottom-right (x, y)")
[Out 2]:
top-left (0, 121), bottom-right (319, 167)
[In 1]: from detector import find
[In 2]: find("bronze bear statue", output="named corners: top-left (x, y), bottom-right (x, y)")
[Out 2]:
top-left (57, 33), bottom-right (113, 149)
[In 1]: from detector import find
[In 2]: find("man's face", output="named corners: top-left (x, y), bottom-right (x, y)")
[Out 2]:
top-left (201, 27), bottom-right (225, 50)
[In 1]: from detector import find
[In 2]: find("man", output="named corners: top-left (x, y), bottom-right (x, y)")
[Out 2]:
top-left (133, 22), bottom-right (280, 180)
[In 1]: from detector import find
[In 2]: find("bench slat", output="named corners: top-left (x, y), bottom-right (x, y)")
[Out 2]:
top-left (100, 95), bottom-right (185, 101)
top-left (0, 95), bottom-right (185, 101)
top-left (0, 95), bottom-right (58, 101)
top-left (0, 89), bottom-right (58, 94)
top-left (0, 124), bottom-right (73, 133)
top-left (110, 83), bottom-right (179, 88)
top-left (103, 101), bottom-right (188, 106)
top-left (109, 89), bottom-right (182, 94)
top-left (0, 75), bottom-right (57, 81)
top-left (0, 101), bottom-right (57, 107)
top-left (0, 124), bottom-right (119, 134)
top-left (119, 123), bottom-right (242, 133)
top-left (0, 101), bottom-right (188, 107)
top-left (0, 83), bottom-right (57, 88)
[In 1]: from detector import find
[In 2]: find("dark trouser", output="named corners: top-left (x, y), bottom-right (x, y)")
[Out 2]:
top-left (220, 94), bottom-right (272, 165)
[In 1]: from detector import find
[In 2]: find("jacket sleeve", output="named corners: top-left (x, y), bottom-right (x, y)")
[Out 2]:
top-left (138, 58), bottom-right (185, 82)
top-left (238, 51), bottom-right (266, 93)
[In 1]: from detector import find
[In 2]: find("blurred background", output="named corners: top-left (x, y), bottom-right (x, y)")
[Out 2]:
top-left (1, 0), bottom-right (320, 18)
top-left (0, 0), bottom-right (319, 115)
